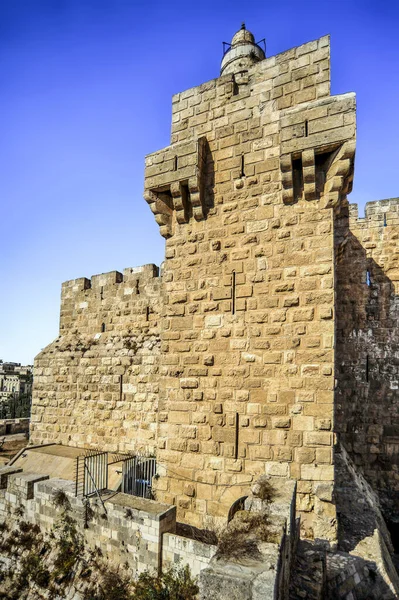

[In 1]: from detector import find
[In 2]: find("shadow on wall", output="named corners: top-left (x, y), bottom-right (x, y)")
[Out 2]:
top-left (331, 445), bottom-right (399, 599)
top-left (335, 205), bottom-right (399, 521)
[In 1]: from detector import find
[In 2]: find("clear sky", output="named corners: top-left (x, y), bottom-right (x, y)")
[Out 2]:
top-left (1, 0), bottom-right (398, 365)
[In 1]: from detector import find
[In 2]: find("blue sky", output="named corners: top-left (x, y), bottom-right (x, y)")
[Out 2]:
top-left (1, 0), bottom-right (398, 365)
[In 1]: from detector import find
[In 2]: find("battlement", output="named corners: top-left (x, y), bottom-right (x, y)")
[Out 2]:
top-left (349, 198), bottom-right (399, 228)
top-left (60, 263), bottom-right (161, 334)
top-left (62, 263), bottom-right (159, 293)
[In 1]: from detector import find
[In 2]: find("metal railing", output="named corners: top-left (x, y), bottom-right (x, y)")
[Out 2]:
top-left (75, 449), bottom-right (108, 497)
top-left (75, 449), bottom-right (157, 501)
top-left (222, 38), bottom-right (266, 57)
top-left (122, 455), bottom-right (157, 499)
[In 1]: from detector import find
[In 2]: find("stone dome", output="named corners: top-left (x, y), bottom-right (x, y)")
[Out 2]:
top-left (231, 25), bottom-right (255, 46)
top-left (220, 24), bottom-right (265, 76)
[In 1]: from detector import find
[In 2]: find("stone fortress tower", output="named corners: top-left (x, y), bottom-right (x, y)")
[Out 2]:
top-left (31, 24), bottom-right (399, 548)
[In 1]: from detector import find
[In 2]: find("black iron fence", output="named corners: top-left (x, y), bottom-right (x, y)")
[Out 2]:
top-left (75, 449), bottom-right (108, 497)
top-left (122, 455), bottom-right (156, 499)
top-left (75, 450), bottom-right (157, 501)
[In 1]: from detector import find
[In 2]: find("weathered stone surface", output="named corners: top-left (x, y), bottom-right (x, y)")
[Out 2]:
top-left (30, 22), bottom-right (398, 557)
top-left (335, 199), bottom-right (399, 523)
top-left (200, 478), bottom-right (297, 600)
top-left (31, 264), bottom-right (162, 454)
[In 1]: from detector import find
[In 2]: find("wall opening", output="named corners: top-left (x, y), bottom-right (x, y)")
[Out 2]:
top-left (173, 155), bottom-right (178, 171)
top-left (181, 183), bottom-right (192, 221)
top-left (101, 323), bottom-right (106, 333)
top-left (228, 496), bottom-right (248, 523)
top-left (292, 156), bottom-right (304, 202)
top-left (234, 412), bottom-right (239, 459)
top-left (366, 269), bottom-right (371, 287)
top-left (304, 120), bottom-right (309, 137)
top-left (384, 213), bottom-right (387, 227)
top-left (366, 355), bottom-right (369, 383)
top-left (240, 154), bottom-right (245, 178)
top-left (146, 306), bottom-right (150, 321)
top-left (232, 271), bottom-right (236, 315)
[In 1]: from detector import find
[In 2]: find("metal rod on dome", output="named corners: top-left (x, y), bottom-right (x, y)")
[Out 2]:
top-left (256, 38), bottom-right (266, 54)
top-left (222, 42), bottom-right (231, 56)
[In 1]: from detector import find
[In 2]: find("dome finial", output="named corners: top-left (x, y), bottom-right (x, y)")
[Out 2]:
top-left (220, 25), bottom-right (266, 76)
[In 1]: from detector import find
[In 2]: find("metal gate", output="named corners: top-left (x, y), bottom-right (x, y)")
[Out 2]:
top-left (75, 450), bottom-right (108, 497)
top-left (121, 455), bottom-right (156, 499)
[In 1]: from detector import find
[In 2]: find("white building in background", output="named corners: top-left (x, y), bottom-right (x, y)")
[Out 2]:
top-left (0, 362), bottom-right (32, 418)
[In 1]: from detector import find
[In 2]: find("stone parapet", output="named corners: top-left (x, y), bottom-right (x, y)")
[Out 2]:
top-left (162, 533), bottom-right (217, 576)
top-left (199, 478), bottom-right (297, 600)
top-left (0, 471), bottom-right (221, 582)
top-left (59, 263), bottom-right (160, 334)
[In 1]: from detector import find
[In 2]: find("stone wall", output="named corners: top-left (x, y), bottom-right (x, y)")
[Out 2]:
top-left (199, 479), bottom-right (297, 600)
top-left (332, 444), bottom-right (399, 599)
top-left (31, 264), bottom-right (162, 453)
top-left (335, 198), bottom-right (399, 520)
top-left (0, 417), bottom-right (29, 436)
top-left (162, 533), bottom-right (217, 576)
top-left (145, 35), bottom-right (355, 540)
top-left (0, 468), bottom-right (293, 597)
top-left (0, 468), bottom-right (174, 576)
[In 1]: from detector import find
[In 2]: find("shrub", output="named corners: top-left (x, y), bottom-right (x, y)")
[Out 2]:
top-left (53, 513), bottom-right (83, 581)
top-left (83, 567), bottom-right (132, 600)
top-left (252, 476), bottom-right (275, 503)
top-left (217, 510), bottom-right (270, 560)
top-left (84, 564), bottom-right (198, 600)
top-left (53, 488), bottom-right (71, 511)
top-left (124, 508), bottom-right (133, 520)
top-left (133, 564), bottom-right (199, 600)
top-left (18, 553), bottom-right (50, 589)
top-left (0, 523), bottom-right (8, 534)
top-left (14, 505), bottom-right (24, 517)
top-left (18, 521), bottom-right (41, 550)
